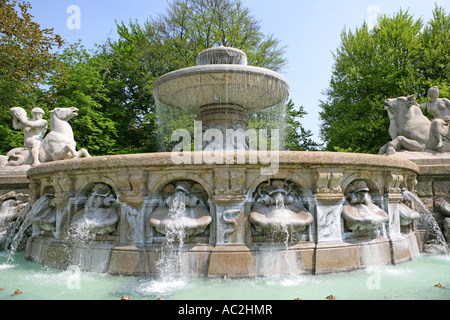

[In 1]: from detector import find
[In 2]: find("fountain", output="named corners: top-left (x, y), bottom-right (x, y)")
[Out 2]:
top-left (1, 46), bottom-right (436, 279)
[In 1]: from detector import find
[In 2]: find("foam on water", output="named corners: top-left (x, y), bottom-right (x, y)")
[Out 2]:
top-left (136, 279), bottom-right (189, 296)
top-left (0, 263), bottom-right (15, 270)
top-left (265, 275), bottom-right (311, 288)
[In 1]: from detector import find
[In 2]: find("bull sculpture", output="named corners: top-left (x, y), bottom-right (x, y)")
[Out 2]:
top-left (378, 95), bottom-right (431, 155)
top-left (379, 87), bottom-right (450, 155)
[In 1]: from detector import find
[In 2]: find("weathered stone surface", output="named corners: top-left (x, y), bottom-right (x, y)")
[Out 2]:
top-left (21, 150), bottom-right (424, 276)
top-left (444, 218), bottom-right (450, 242)
top-left (208, 246), bottom-right (255, 278)
top-left (315, 243), bottom-right (359, 274)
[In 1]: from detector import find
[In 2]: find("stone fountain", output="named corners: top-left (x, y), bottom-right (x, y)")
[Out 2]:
top-left (2, 46), bottom-right (430, 278)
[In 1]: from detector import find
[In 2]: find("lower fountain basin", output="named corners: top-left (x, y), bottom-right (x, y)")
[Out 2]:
top-left (23, 151), bottom-right (423, 277)
top-left (250, 205), bottom-right (314, 235)
top-left (342, 203), bottom-right (389, 231)
top-left (399, 203), bottom-right (420, 226)
top-left (150, 209), bottom-right (213, 237)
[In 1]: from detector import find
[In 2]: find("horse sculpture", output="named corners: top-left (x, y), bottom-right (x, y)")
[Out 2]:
top-left (1, 107), bottom-right (90, 167)
top-left (378, 95), bottom-right (432, 155)
top-left (39, 107), bottom-right (91, 162)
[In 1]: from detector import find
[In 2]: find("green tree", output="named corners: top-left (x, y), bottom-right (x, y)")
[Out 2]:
top-left (151, 0), bottom-right (287, 71)
top-left (283, 100), bottom-right (322, 151)
top-left (101, 23), bottom-right (160, 153)
top-left (419, 6), bottom-right (450, 84)
top-left (45, 43), bottom-right (118, 155)
top-left (320, 9), bottom-right (424, 154)
top-left (108, 0), bottom-right (297, 152)
top-left (0, 0), bottom-right (63, 153)
top-left (320, 6), bottom-right (450, 154)
top-left (416, 6), bottom-right (450, 106)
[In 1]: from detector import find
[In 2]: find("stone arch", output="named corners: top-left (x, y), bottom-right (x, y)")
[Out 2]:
top-left (246, 170), bottom-right (310, 200)
top-left (148, 172), bottom-right (214, 200)
top-left (342, 176), bottom-right (384, 208)
top-left (342, 173), bottom-right (382, 197)
top-left (249, 178), bottom-right (308, 208)
top-left (76, 176), bottom-right (121, 199)
top-left (41, 185), bottom-right (55, 195)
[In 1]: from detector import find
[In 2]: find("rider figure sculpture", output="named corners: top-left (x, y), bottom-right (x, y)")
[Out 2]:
top-left (11, 107), bottom-right (48, 166)
top-left (419, 86), bottom-right (450, 150)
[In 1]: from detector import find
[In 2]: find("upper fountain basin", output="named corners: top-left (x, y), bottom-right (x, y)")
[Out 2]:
top-left (153, 47), bottom-right (290, 114)
top-left (196, 46), bottom-right (248, 66)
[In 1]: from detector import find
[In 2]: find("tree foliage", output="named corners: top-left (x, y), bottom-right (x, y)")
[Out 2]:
top-left (0, 0), bottom-right (63, 153)
top-left (104, 0), bottom-right (305, 153)
top-left (283, 100), bottom-right (322, 151)
top-left (1, 0), bottom-right (319, 155)
top-left (320, 6), bottom-right (450, 154)
top-left (45, 44), bottom-right (119, 155)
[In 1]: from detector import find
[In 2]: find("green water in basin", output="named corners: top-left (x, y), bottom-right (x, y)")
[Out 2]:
top-left (0, 251), bottom-right (449, 300)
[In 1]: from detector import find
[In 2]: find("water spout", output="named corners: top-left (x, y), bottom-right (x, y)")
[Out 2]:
top-left (402, 190), bottom-right (448, 254)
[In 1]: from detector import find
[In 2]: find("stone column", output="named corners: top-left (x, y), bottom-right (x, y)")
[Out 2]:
top-left (207, 195), bottom-right (255, 278)
top-left (383, 172), bottom-right (412, 264)
top-left (314, 169), bottom-right (345, 243)
top-left (52, 176), bottom-right (74, 240)
top-left (384, 173), bottom-right (404, 239)
top-left (313, 169), bottom-right (359, 274)
top-left (207, 167), bottom-right (255, 278)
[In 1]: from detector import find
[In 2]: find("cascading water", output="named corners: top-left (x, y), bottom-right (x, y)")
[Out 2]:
top-left (255, 192), bottom-right (302, 276)
top-left (65, 217), bottom-right (97, 269)
top-left (4, 198), bottom-right (42, 263)
top-left (402, 190), bottom-right (448, 254)
top-left (0, 200), bottom-right (19, 249)
top-left (274, 192), bottom-right (291, 245)
top-left (247, 103), bottom-right (288, 150)
top-left (155, 190), bottom-right (189, 281)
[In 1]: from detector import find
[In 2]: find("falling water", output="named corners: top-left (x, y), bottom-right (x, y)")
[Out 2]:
top-left (274, 192), bottom-right (290, 246)
top-left (66, 220), bottom-right (96, 248)
top-left (247, 103), bottom-right (287, 150)
top-left (402, 190), bottom-right (448, 254)
top-left (64, 194), bottom-right (118, 270)
top-left (255, 192), bottom-right (302, 276)
top-left (4, 198), bottom-right (43, 263)
top-left (155, 191), bottom-right (188, 281)
top-left (155, 104), bottom-right (196, 152)
top-left (155, 102), bottom-right (288, 153)
top-left (0, 200), bottom-right (18, 247)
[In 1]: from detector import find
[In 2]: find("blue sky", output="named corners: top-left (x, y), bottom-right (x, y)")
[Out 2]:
top-left (29, 0), bottom-right (450, 143)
